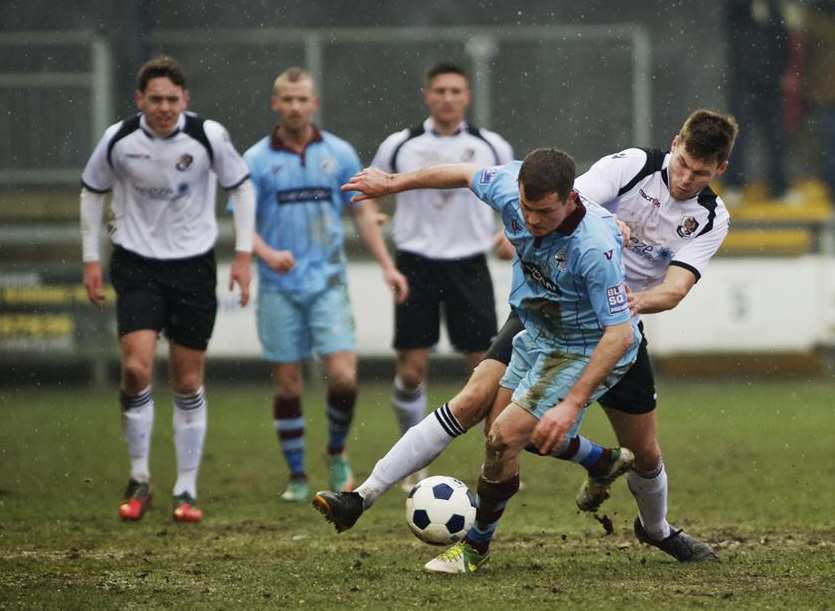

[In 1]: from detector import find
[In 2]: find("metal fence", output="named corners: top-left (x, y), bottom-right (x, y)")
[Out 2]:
top-left (0, 30), bottom-right (112, 185)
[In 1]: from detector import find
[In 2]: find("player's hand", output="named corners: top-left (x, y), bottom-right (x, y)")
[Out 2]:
top-left (530, 400), bottom-right (583, 455)
top-left (262, 248), bottom-right (295, 274)
top-left (626, 285), bottom-right (642, 316)
top-left (616, 219), bottom-right (631, 243)
top-left (493, 231), bottom-right (515, 261)
top-left (342, 167), bottom-right (394, 203)
top-left (229, 251), bottom-right (252, 307)
top-left (384, 267), bottom-right (410, 304)
top-left (83, 261), bottom-right (105, 306)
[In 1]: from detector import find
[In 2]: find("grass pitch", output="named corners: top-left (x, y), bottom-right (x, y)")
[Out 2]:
top-left (1, 378), bottom-right (833, 609)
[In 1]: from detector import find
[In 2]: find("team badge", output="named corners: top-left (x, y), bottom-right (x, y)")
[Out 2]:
top-left (175, 154), bottom-right (193, 171)
top-left (320, 157), bottom-right (338, 176)
top-left (554, 248), bottom-right (568, 272)
top-left (676, 216), bottom-right (700, 238)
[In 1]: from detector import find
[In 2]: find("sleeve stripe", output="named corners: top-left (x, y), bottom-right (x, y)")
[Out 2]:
top-left (669, 260), bottom-right (701, 283)
top-left (222, 173), bottom-right (251, 191)
top-left (80, 179), bottom-right (110, 194)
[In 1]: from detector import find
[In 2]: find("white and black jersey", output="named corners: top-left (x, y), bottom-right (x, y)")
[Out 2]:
top-left (81, 112), bottom-right (250, 260)
top-left (371, 118), bottom-right (513, 260)
top-left (574, 148), bottom-right (730, 292)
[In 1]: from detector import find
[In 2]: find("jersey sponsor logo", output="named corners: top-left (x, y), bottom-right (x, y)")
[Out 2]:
top-left (676, 215), bottom-right (700, 238)
top-left (520, 259), bottom-right (560, 294)
top-left (638, 188), bottom-right (661, 208)
top-left (626, 237), bottom-right (674, 262)
top-left (132, 184), bottom-right (176, 200)
top-left (275, 187), bottom-right (331, 205)
top-left (606, 283), bottom-right (628, 315)
top-left (479, 167), bottom-right (500, 184)
top-left (175, 153), bottom-right (194, 171)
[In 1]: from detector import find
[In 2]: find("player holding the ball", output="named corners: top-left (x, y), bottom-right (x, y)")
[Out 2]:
top-left (317, 148), bottom-right (641, 573)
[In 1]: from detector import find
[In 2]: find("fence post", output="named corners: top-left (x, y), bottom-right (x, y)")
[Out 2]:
top-left (91, 35), bottom-right (114, 144)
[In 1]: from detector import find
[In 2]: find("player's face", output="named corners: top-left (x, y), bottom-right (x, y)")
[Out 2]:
top-left (135, 77), bottom-right (189, 137)
top-left (271, 78), bottom-right (319, 131)
top-left (668, 135), bottom-right (728, 200)
top-left (423, 73), bottom-right (470, 126)
top-left (518, 186), bottom-right (574, 237)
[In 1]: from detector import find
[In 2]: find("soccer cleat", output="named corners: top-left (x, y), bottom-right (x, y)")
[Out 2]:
top-left (575, 447), bottom-right (635, 512)
top-left (311, 490), bottom-right (364, 532)
top-left (400, 468), bottom-right (429, 493)
top-left (172, 492), bottom-right (203, 523)
top-left (633, 517), bottom-right (719, 562)
top-left (280, 478), bottom-right (310, 503)
top-left (119, 479), bottom-right (152, 521)
top-left (328, 453), bottom-right (354, 492)
top-left (424, 541), bottom-right (489, 574)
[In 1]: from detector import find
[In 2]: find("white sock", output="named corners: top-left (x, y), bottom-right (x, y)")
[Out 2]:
top-left (121, 386), bottom-right (154, 483)
top-left (356, 403), bottom-right (464, 508)
top-left (627, 463), bottom-right (671, 540)
top-left (392, 375), bottom-right (427, 436)
top-left (173, 386), bottom-right (207, 499)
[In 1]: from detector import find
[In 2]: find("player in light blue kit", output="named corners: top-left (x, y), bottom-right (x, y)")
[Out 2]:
top-left (242, 67), bottom-right (408, 502)
top-left (317, 149), bottom-right (639, 573)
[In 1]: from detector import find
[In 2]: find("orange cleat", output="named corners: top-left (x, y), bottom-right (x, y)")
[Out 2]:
top-left (118, 479), bottom-right (152, 521)
top-left (172, 492), bottom-right (203, 523)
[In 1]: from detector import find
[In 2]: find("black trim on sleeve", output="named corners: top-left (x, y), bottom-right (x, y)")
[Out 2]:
top-left (616, 148), bottom-right (667, 196)
top-left (106, 115), bottom-right (142, 168)
top-left (695, 186), bottom-right (718, 237)
top-left (80, 179), bottom-right (110, 194)
top-left (466, 125), bottom-right (501, 165)
top-left (223, 173), bottom-right (251, 191)
top-left (669, 260), bottom-right (701, 282)
top-left (390, 126), bottom-right (425, 172)
top-left (182, 113), bottom-right (214, 164)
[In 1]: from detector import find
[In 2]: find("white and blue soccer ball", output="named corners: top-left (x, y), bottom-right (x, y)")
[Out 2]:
top-left (405, 475), bottom-right (477, 546)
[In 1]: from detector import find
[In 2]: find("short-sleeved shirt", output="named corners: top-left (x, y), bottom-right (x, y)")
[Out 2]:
top-left (574, 148), bottom-right (730, 292)
top-left (372, 118), bottom-right (513, 259)
top-left (471, 162), bottom-right (639, 366)
top-left (244, 127), bottom-right (362, 295)
top-left (81, 112), bottom-right (249, 260)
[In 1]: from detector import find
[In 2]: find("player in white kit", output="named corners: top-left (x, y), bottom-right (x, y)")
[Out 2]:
top-left (80, 56), bottom-right (255, 523)
top-left (370, 63), bottom-right (513, 489)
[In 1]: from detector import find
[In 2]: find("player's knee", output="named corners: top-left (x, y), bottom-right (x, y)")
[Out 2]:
top-left (633, 441), bottom-right (662, 473)
top-left (275, 371), bottom-right (303, 397)
top-left (121, 358), bottom-right (151, 391)
top-left (326, 369), bottom-right (356, 395)
top-left (449, 386), bottom-right (490, 429)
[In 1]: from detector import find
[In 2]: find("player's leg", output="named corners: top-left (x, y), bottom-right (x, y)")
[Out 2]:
top-left (391, 251), bottom-right (439, 441)
top-left (257, 287), bottom-right (310, 502)
top-left (311, 313), bottom-right (520, 532)
top-left (164, 248), bottom-right (218, 522)
top-left (109, 245), bottom-right (166, 521)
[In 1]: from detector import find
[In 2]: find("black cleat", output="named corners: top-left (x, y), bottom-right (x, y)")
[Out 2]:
top-left (312, 490), bottom-right (364, 533)
top-left (634, 517), bottom-right (719, 562)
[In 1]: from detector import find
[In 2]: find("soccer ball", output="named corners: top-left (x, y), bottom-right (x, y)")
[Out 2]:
top-left (405, 475), bottom-right (477, 546)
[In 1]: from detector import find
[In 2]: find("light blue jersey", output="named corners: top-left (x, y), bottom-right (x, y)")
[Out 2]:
top-left (243, 127), bottom-right (362, 294)
top-left (470, 162), bottom-right (639, 368)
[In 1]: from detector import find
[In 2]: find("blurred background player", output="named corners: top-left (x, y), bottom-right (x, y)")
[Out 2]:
top-left (80, 55), bottom-right (255, 523)
top-left (369, 62), bottom-right (514, 488)
top-left (241, 67), bottom-right (408, 502)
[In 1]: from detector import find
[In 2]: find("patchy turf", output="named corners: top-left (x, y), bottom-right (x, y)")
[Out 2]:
top-left (1, 380), bottom-right (833, 609)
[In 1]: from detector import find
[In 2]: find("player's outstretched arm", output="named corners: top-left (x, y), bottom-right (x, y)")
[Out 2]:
top-left (531, 321), bottom-right (634, 455)
top-left (630, 266), bottom-right (696, 315)
top-left (341, 163), bottom-right (481, 203)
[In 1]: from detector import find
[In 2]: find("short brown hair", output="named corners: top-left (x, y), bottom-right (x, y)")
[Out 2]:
top-left (273, 67), bottom-right (315, 94)
top-left (136, 55), bottom-right (187, 92)
top-left (424, 62), bottom-right (469, 87)
top-left (518, 148), bottom-right (576, 202)
top-left (679, 109), bottom-right (739, 164)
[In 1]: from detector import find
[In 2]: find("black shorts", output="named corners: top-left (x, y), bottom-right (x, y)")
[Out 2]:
top-left (109, 245), bottom-right (218, 351)
top-left (484, 310), bottom-right (524, 365)
top-left (394, 250), bottom-right (497, 352)
top-left (598, 322), bottom-right (657, 414)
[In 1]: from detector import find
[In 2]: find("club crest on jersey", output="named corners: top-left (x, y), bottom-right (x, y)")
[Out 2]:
top-left (639, 188), bottom-right (661, 208)
top-left (175, 154), bottom-right (193, 171)
top-left (554, 248), bottom-right (568, 271)
top-left (676, 215), bottom-right (700, 238)
top-left (320, 157), bottom-right (338, 176)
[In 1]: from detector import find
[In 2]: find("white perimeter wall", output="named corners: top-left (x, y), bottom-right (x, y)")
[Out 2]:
top-left (211, 257), bottom-right (835, 358)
